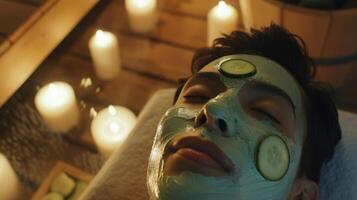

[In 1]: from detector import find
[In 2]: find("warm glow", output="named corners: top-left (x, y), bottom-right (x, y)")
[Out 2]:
top-left (48, 83), bottom-right (57, 96)
top-left (216, 0), bottom-right (231, 18)
top-left (218, 1), bottom-right (226, 8)
top-left (90, 107), bottom-right (98, 118)
top-left (108, 105), bottom-right (117, 116)
top-left (109, 122), bottom-right (120, 133)
top-left (80, 77), bottom-right (92, 88)
top-left (132, 0), bottom-right (150, 8)
top-left (95, 30), bottom-right (111, 46)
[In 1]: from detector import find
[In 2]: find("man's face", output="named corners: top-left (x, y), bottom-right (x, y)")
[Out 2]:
top-left (147, 55), bottom-right (305, 200)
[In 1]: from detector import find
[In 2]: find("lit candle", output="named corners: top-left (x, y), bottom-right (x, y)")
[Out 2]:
top-left (207, 0), bottom-right (238, 46)
top-left (125, 0), bottom-right (158, 33)
top-left (89, 30), bottom-right (121, 80)
top-left (0, 153), bottom-right (20, 200)
top-left (91, 105), bottom-right (137, 157)
top-left (35, 81), bottom-right (79, 133)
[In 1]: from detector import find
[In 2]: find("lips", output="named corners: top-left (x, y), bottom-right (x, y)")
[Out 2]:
top-left (164, 136), bottom-right (234, 176)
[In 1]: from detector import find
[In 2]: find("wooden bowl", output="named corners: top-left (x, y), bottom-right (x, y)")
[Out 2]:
top-left (239, 0), bottom-right (357, 87)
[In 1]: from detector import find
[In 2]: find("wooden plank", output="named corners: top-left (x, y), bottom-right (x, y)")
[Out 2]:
top-left (0, 37), bottom-right (11, 56)
top-left (65, 25), bottom-right (193, 82)
top-left (92, 0), bottom-right (207, 49)
top-left (10, 0), bottom-right (47, 6)
top-left (0, 0), bottom-right (99, 107)
top-left (152, 11), bottom-right (207, 49)
top-left (9, 0), bottom-right (58, 43)
top-left (0, 0), bottom-right (37, 36)
top-left (0, 35), bottom-right (5, 44)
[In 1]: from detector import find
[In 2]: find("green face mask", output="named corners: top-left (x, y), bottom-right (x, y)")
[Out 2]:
top-left (147, 54), bottom-right (304, 200)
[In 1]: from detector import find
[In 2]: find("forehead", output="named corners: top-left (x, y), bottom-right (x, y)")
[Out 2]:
top-left (199, 54), bottom-right (302, 109)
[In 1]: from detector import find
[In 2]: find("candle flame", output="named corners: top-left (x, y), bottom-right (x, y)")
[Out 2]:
top-left (96, 29), bottom-right (105, 38)
top-left (90, 107), bottom-right (97, 118)
top-left (218, 0), bottom-right (227, 9)
top-left (215, 0), bottom-right (231, 18)
top-left (133, 0), bottom-right (149, 8)
top-left (48, 83), bottom-right (57, 95)
top-left (109, 122), bottom-right (120, 133)
top-left (95, 29), bottom-right (111, 45)
top-left (108, 105), bottom-right (117, 116)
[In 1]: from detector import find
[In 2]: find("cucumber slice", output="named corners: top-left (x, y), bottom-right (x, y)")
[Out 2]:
top-left (256, 135), bottom-right (289, 181)
top-left (41, 192), bottom-right (63, 200)
top-left (68, 181), bottom-right (89, 200)
top-left (50, 172), bottom-right (75, 197)
top-left (218, 59), bottom-right (257, 78)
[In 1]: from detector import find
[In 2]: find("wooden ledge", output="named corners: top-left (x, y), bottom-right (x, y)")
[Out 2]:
top-left (0, 0), bottom-right (99, 107)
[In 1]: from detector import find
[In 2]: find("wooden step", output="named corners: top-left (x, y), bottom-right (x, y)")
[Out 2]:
top-left (0, 0), bottom-right (36, 36)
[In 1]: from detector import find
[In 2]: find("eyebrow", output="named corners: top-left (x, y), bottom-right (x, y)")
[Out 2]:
top-left (185, 73), bottom-right (296, 117)
top-left (250, 80), bottom-right (296, 117)
top-left (185, 72), bottom-right (222, 88)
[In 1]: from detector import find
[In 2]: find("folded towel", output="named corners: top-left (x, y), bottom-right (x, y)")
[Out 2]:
top-left (320, 110), bottom-right (357, 200)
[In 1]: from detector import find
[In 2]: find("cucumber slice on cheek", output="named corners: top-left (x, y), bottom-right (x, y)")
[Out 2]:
top-left (255, 135), bottom-right (290, 181)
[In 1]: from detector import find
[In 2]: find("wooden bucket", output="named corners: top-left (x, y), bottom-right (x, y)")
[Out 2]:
top-left (239, 0), bottom-right (357, 88)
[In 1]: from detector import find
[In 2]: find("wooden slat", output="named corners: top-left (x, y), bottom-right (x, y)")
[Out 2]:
top-left (0, 0), bottom-right (99, 107)
top-left (0, 37), bottom-right (11, 56)
top-left (92, 0), bottom-right (207, 49)
top-left (152, 11), bottom-right (206, 49)
top-left (10, 0), bottom-right (47, 6)
top-left (9, 0), bottom-right (58, 43)
top-left (65, 25), bottom-right (193, 82)
top-left (0, 0), bottom-right (37, 36)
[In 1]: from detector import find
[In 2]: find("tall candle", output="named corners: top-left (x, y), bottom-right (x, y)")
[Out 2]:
top-left (207, 0), bottom-right (238, 46)
top-left (91, 105), bottom-right (137, 157)
top-left (35, 81), bottom-right (79, 132)
top-left (125, 0), bottom-right (158, 33)
top-left (0, 153), bottom-right (19, 200)
top-left (89, 30), bottom-right (121, 80)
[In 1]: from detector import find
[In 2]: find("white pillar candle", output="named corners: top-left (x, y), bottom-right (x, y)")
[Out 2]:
top-left (89, 30), bottom-right (121, 80)
top-left (0, 153), bottom-right (19, 200)
top-left (35, 81), bottom-right (79, 133)
top-left (91, 105), bottom-right (137, 157)
top-left (125, 0), bottom-right (158, 33)
top-left (207, 0), bottom-right (238, 46)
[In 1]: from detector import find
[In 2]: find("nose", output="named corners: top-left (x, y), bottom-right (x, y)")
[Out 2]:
top-left (194, 106), bottom-right (229, 137)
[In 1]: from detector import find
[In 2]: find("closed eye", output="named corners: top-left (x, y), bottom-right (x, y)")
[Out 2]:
top-left (182, 85), bottom-right (212, 104)
top-left (250, 107), bottom-right (281, 125)
top-left (183, 95), bottom-right (209, 104)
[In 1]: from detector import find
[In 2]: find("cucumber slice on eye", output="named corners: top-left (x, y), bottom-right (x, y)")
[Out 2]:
top-left (256, 135), bottom-right (290, 181)
top-left (218, 59), bottom-right (257, 78)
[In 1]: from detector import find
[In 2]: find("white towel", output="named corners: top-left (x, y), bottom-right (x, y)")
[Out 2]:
top-left (320, 110), bottom-right (357, 200)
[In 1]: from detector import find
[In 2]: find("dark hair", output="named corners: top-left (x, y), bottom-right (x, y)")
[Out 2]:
top-left (173, 24), bottom-right (341, 183)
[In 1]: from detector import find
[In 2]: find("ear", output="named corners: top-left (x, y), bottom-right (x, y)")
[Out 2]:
top-left (290, 178), bottom-right (319, 200)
